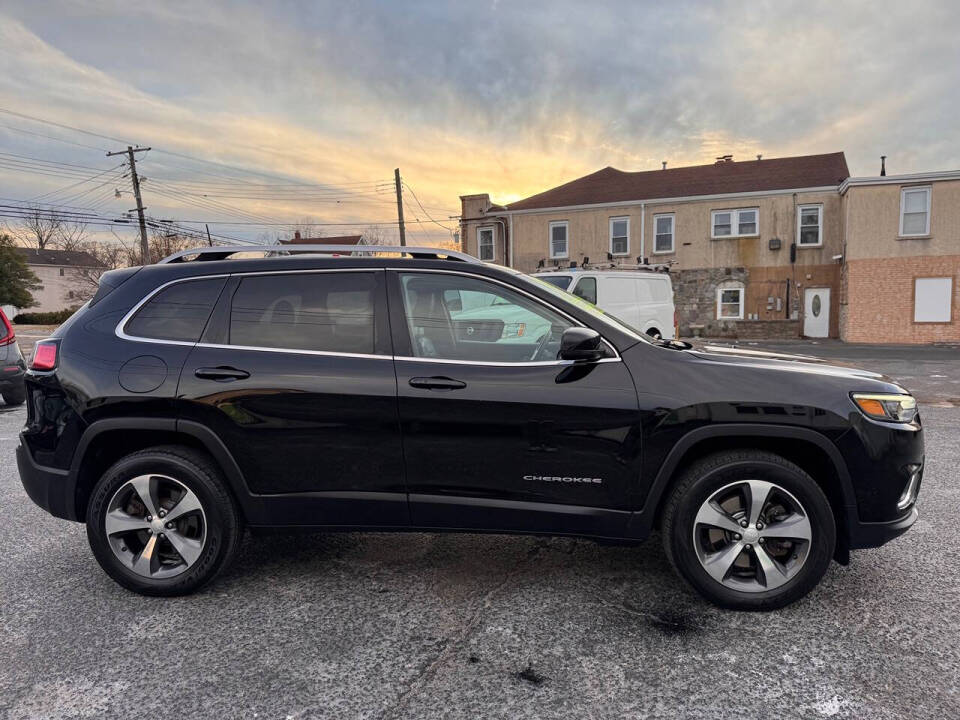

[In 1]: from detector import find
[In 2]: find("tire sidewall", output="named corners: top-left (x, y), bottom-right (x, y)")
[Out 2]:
top-left (86, 451), bottom-right (234, 595)
top-left (670, 458), bottom-right (836, 609)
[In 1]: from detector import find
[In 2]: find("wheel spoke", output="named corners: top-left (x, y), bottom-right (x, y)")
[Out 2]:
top-left (702, 541), bottom-right (744, 583)
top-left (760, 513), bottom-right (812, 542)
top-left (163, 489), bottom-right (202, 524)
top-left (694, 501), bottom-right (743, 534)
top-left (753, 544), bottom-right (791, 590)
top-left (129, 475), bottom-right (159, 518)
top-left (164, 530), bottom-right (203, 566)
top-left (745, 479), bottom-right (775, 526)
top-left (104, 509), bottom-right (150, 536)
top-left (131, 534), bottom-right (159, 576)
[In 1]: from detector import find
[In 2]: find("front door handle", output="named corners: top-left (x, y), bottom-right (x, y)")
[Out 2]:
top-left (409, 376), bottom-right (466, 391)
top-left (195, 366), bottom-right (250, 382)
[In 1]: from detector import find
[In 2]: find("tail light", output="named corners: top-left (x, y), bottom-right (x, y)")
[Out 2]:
top-left (0, 311), bottom-right (13, 346)
top-left (31, 340), bottom-right (59, 371)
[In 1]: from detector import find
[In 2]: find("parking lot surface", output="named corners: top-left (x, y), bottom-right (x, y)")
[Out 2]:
top-left (1, 344), bottom-right (958, 719)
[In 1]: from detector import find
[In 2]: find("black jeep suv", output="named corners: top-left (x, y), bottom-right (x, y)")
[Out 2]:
top-left (16, 246), bottom-right (923, 609)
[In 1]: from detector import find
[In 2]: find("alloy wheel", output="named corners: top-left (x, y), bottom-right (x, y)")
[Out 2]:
top-left (692, 479), bottom-right (812, 593)
top-left (104, 474), bottom-right (207, 579)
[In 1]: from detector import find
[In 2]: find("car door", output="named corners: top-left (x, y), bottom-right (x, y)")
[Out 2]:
top-left (177, 268), bottom-right (407, 527)
top-left (388, 269), bottom-right (642, 537)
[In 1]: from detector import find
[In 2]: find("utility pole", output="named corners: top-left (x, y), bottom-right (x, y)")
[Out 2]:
top-left (106, 146), bottom-right (151, 263)
top-left (394, 167), bottom-right (406, 246)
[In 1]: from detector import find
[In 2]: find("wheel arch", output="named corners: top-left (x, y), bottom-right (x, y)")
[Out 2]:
top-left (635, 424), bottom-right (855, 560)
top-left (71, 418), bottom-right (253, 522)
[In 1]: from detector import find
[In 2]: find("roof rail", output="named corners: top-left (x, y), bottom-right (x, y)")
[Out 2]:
top-left (158, 244), bottom-right (480, 264)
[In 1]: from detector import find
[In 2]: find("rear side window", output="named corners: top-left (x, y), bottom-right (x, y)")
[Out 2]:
top-left (538, 275), bottom-right (572, 290)
top-left (229, 272), bottom-right (377, 354)
top-left (125, 277), bottom-right (226, 342)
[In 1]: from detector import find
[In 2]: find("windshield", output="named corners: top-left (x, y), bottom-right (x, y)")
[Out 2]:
top-left (537, 275), bottom-right (572, 290)
top-left (517, 273), bottom-right (648, 343)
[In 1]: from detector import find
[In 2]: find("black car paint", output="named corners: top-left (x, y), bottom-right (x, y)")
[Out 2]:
top-left (16, 255), bottom-right (922, 553)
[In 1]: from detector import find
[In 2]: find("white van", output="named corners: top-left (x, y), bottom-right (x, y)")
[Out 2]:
top-left (534, 269), bottom-right (676, 339)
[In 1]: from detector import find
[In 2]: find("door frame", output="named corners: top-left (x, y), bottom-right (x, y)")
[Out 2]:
top-left (803, 286), bottom-right (831, 338)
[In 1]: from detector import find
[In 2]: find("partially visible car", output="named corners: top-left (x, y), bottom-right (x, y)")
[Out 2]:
top-left (0, 309), bottom-right (26, 406)
top-left (535, 269), bottom-right (676, 339)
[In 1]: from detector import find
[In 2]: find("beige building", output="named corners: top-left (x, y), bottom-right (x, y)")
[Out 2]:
top-left (840, 171), bottom-right (960, 343)
top-left (462, 153), bottom-right (850, 338)
top-left (12, 248), bottom-right (104, 315)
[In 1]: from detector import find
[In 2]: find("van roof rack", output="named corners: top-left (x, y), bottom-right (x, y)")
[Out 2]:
top-left (159, 244), bottom-right (480, 264)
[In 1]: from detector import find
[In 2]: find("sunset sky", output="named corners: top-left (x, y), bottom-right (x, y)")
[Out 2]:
top-left (1, 0), bottom-right (958, 246)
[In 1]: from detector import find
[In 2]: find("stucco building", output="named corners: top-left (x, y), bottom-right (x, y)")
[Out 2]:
top-left (11, 247), bottom-right (104, 315)
top-left (460, 154), bottom-right (959, 343)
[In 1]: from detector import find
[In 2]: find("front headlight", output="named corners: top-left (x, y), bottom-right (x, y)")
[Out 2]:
top-left (851, 393), bottom-right (918, 423)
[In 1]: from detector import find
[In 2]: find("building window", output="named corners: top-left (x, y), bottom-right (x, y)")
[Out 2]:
top-left (914, 277), bottom-right (952, 322)
top-left (797, 205), bottom-right (823, 247)
top-left (477, 226), bottom-right (495, 262)
top-left (900, 187), bottom-right (931, 237)
top-left (653, 214), bottom-right (674, 253)
top-left (549, 221), bottom-right (569, 259)
top-left (59, 268), bottom-right (65, 276)
top-left (712, 208), bottom-right (759, 238)
top-left (609, 217), bottom-right (629, 255)
top-left (717, 287), bottom-right (744, 320)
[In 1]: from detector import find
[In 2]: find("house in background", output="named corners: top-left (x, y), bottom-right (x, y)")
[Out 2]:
top-left (461, 153), bottom-right (960, 343)
top-left (9, 247), bottom-right (104, 316)
top-left (462, 153), bottom-right (850, 339)
top-left (840, 170), bottom-right (960, 343)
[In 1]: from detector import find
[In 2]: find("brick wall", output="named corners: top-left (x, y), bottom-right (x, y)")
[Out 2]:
top-left (843, 255), bottom-right (960, 343)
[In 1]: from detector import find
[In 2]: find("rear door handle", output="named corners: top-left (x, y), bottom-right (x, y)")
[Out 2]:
top-left (409, 376), bottom-right (466, 391)
top-left (194, 366), bottom-right (250, 382)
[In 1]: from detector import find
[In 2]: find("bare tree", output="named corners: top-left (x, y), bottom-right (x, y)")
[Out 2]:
top-left (67, 241), bottom-right (129, 303)
top-left (54, 220), bottom-right (91, 252)
top-left (360, 225), bottom-right (390, 245)
top-left (137, 223), bottom-right (199, 264)
top-left (10, 206), bottom-right (62, 249)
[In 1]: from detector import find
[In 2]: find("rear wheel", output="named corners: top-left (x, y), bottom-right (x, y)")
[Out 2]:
top-left (86, 446), bottom-right (242, 596)
top-left (662, 450), bottom-right (835, 610)
top-left (2, 385), bottom-right (26, 406)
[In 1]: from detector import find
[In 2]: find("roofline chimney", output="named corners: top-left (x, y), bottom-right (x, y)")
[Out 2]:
top-left (880, 155), bottom-right (887, 176)
top-left (661, 161), bottom-right (667, 170)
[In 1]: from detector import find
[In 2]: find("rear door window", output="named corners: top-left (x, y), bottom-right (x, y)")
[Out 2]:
top-left (229, 272), bottom-right (379, 354)
top-left (125, 277), bottom-right (227, 342)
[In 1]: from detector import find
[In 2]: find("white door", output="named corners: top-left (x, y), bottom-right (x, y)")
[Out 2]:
top-left (804, 288), bottom-right (830, 337)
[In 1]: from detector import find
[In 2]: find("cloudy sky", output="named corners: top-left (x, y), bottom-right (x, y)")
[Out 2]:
top-left (0, 0), bottom-right (958, 246)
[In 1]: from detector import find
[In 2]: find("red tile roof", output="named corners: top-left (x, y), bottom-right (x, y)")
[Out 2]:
top-left (507, 153), bottom-right (849, 211)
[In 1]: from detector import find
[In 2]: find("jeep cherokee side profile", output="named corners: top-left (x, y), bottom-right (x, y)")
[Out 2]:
top-left (16, 246), bottom-right (923, 609)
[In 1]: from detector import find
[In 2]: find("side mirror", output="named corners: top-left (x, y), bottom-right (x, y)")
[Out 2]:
top-left (559, 327), bottom-right (606, 362)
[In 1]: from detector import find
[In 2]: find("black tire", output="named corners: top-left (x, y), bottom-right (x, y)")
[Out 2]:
top-left (661, 450), bottom-right (836, 610)
top-left (86, 445), bottom-right (243, 596)
top-left (2, 385), bottom-right (26, 406)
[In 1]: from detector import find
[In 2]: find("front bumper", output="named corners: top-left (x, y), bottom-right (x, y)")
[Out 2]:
top-left (848, 505), bottom-right (918, 549)
top-left (16, 441), bottom-right (77, 521)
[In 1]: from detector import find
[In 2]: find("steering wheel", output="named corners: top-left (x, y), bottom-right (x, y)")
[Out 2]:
top-left (529, 328), bottom-right (555, 361)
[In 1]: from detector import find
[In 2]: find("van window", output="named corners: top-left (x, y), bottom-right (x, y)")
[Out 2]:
top-left (125, 277), bottom-right (227, 342)
top-left (538, 275), bottom-right (572, 290)
top-left (572, 277), bottom-right (597, 304)
top-left (229, 272), bottom-right (377, 354)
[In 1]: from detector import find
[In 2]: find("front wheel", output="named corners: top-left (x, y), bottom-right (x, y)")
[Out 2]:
top-left (661, 450), bottom-right (835, 610)
top-left (86, 446), bottom-right (242, 596)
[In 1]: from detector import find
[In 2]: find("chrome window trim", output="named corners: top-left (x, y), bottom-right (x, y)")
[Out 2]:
top-left (115, 267), bottom-right (623, 367)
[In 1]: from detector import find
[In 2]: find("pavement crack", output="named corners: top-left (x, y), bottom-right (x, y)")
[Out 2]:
top-left (378, 541), bottom-right (547, 720)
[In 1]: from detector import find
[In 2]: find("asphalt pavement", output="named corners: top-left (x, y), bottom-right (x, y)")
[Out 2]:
top-left (2, 383), bottom-right (959, 718)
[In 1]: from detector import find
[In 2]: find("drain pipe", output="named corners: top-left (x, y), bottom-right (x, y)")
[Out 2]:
top-left (508, 214), bottom-right (514, 268)
top-left (639, 203), bottom-right (645, 260)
